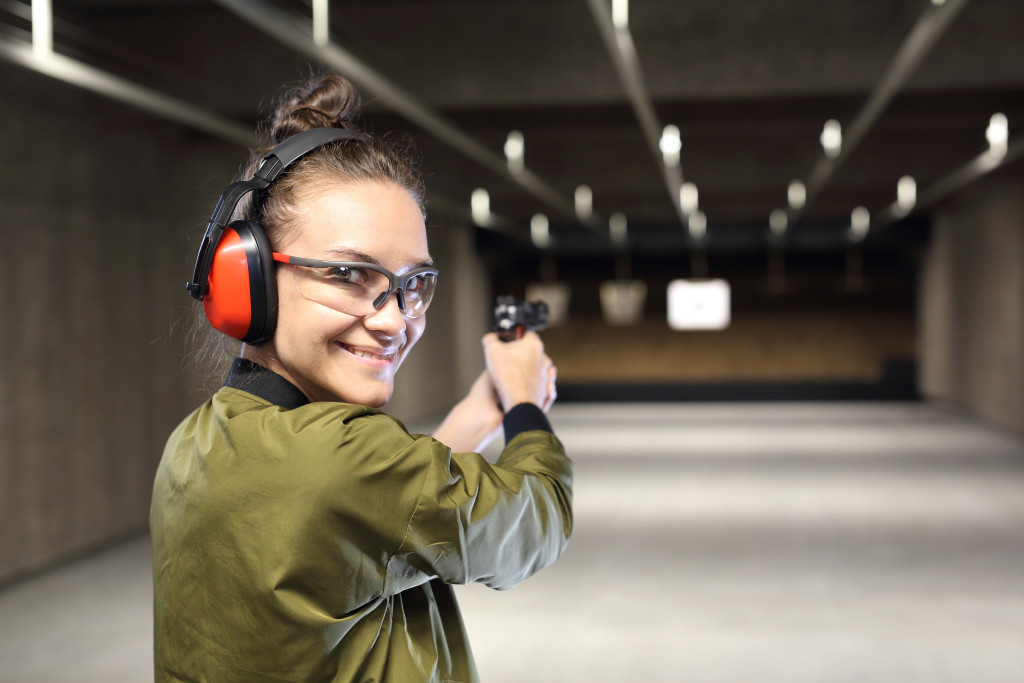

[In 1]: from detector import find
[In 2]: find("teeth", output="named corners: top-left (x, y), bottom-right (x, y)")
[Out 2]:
top-left (351, 348), bottom-right (392, 361)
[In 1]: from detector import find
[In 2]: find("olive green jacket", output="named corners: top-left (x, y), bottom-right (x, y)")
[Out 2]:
top-left (151, 360), bottom-right (572, 682)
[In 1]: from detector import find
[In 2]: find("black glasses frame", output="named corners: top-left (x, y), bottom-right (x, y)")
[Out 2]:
top-left (272, 253), bottom-right (438, 316)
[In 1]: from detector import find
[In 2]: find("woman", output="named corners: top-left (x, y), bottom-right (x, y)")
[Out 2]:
top-left (151, 75), bottom-right (572, 683)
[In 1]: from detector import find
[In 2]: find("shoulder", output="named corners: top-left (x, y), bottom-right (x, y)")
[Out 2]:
top-left (210, 387), bottom-right (440, 463)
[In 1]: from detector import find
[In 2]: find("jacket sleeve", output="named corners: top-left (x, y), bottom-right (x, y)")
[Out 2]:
top-left (382, 426), bottom-right (573, 594)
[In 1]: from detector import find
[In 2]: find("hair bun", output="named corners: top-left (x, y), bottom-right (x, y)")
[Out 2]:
top-left (269, 74), bottom-right (362, 143)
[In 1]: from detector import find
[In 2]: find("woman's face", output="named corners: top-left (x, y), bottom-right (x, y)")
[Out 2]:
top-left (257, 181), bottom-right (430, 407)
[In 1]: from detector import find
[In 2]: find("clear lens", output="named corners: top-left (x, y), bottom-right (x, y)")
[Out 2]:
top-left (401, 271), bottom-right (438, 317)
top-left (291, 264), bottom-right (436, 319)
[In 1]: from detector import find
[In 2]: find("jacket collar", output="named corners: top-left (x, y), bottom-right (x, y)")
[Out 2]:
top-left (224, 358), bottom-right (310, 410)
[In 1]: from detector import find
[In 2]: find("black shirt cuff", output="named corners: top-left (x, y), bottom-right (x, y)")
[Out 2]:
top-left (503, 403), bottom-right (553, 444)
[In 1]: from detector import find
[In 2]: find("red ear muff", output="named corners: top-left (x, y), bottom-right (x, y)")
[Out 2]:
top-left (187, 129), bottom-right (366, 342)
top-left (203, 221), bottom-right (277, 344)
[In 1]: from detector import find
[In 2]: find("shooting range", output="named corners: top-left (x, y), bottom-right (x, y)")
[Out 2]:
top-left (2, 0), bottom-right (1023, 680)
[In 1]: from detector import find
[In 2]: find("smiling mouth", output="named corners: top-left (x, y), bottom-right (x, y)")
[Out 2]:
top-left (341, 344), bottom-right (397, 362)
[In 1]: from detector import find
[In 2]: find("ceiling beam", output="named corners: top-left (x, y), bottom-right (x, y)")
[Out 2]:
top-left (0, 32), bottom-right (516, 235)
top-left (788, 0), bottom-right (972, 225)
top-left (872, 137), bottom-right (1024, 230)
top-left (212, 0), bottom-right (601, 233)
top-left (585, 0), bottom-right (686, 229)
top-left (0, 34), bottom-right (255, 146)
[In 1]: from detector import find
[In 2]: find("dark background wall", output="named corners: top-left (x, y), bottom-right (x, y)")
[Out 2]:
top-left (0, 62), bottom-right (496, 586)
top-left (0, 65), bottom-right (229, 584)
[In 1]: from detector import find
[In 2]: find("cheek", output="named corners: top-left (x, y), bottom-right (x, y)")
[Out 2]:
top-left (274, 272), bottom-right (352, 343)
top-left (273, 269), bottom-right (297, 318)
top-left (273, 272), bottom-right (306, 337)
top-left (403, 318), bottom-right (427, 355)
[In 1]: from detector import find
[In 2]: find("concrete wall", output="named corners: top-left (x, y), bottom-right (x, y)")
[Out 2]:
top-left (0, 66), bottom-right (478, 585)
top-left (0, 65), bottom-right (238, 584)
top-left (387, 220), bottom-right (492, 426)
top-left (918, 174), bottom-right (1024, 436)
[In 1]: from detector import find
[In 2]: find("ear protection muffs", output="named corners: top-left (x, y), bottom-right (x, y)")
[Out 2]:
top-left (186, 128), bottom-right (365, 344)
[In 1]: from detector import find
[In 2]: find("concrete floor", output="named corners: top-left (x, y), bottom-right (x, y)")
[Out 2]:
top-left (2, 402), bottom-right (1023, 682)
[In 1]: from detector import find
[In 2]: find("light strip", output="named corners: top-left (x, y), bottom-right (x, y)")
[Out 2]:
top-left (31, 0), bottom-right (52, 57)
top-left (585, 0), bottom-right (687, 227)
top-left (312, 0), bottom-right (329, 47)
top-left (612, 0), bottom-right (628, 30)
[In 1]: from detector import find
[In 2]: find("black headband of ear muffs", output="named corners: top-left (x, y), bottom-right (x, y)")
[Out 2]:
top-left (186, 127), bottom-right (366, 301)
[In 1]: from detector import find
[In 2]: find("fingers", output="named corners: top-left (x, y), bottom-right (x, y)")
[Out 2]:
top-left (481, 332), bottom-right (553, 409)
top-left (542, 364), bottom-right (558, 412)
top-left (482, 330), bottom-right (543, 350)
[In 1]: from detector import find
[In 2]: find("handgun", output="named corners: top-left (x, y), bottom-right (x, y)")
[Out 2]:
top-left (493, 296), bottom-right (549, 342)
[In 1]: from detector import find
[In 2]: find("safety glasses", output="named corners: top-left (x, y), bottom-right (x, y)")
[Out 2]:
top-left (272, 253), bottom-right (438, 319)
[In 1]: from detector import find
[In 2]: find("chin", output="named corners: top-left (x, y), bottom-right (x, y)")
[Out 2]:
top-left (335, 382), bottom-right (394, 408)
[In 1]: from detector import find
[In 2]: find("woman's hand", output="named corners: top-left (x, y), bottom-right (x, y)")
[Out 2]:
top-left (431, 371), bottom-right (505, 453)
top-left (432, 333), bottom-right (557, 452)
top-left (482, 332), bottom-right (557, 413)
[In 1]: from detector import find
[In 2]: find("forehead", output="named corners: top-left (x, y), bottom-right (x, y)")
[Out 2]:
top-left (280, 181), bottom-right (429, 265)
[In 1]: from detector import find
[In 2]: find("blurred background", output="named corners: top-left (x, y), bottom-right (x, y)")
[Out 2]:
top-left (1, 0), bottom-right (1023, 680)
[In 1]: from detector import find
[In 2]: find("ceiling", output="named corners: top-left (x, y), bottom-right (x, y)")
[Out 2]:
top-left (2, 0), bottom-right (1023, 255)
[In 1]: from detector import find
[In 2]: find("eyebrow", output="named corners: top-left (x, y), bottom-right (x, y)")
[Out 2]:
top-left (323, 247), bottom-right (434, 271)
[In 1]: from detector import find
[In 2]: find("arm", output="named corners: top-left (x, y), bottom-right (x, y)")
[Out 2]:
top-left (385, 427), bottom-right (573, 593)
top-left (431, 332), bottom-right (557, 453)
top-left (431, 371), bottom-right (504, 453)
top-left (390, 332), bottom-right (568, 592)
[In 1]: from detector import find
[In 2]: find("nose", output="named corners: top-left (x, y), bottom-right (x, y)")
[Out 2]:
top-left (364, 288), bottom-right (407, 335)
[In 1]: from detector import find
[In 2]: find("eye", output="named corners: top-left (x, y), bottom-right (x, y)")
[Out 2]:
top-left (325, 266), bottom-right (367, 285)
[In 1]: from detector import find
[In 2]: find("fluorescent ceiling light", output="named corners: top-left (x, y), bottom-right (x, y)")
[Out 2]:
top-left (787, 180), bottom-right (806, 210)
top-left (531, 213), bottom-right (550, 248)
top-left (769, 209), bottom-right (788, 236)
top-left (660, 124), bottom-right (681, 168)
top-left (504, 130), bottom-right (525, 174)
top-left (575, 185), bottom-right (593, 220)
top-left (680, 181), bottom-right (698, 215)
top-left (609, 212), bottom-right (628, 245)
top-left (821, 119), bottom-right (842, 158)
top-left (471, 188), bottom-right (490, 225)
top-left (897, 175), bottom-right (917, 212)
top-left (688, 210), bottom-right (707, 240)
top-left (850, 206), bottom-right (870, 241)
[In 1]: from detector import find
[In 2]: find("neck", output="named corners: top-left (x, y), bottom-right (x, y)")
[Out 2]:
top-left (239, 344), bottom-right (337, 404)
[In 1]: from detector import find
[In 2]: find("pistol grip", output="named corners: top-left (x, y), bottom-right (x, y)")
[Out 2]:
top-left (497, 326), bottom-right (525, 342)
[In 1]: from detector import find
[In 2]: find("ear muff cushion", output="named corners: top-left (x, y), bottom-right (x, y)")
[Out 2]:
top-left (203, 221), bottom-right (277, 343)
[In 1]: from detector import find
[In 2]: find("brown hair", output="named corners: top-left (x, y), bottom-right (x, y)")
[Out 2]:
top-left (237, 73), bottom-right (425, 247)
top-left (185, 74), bottom-right (424, 383)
